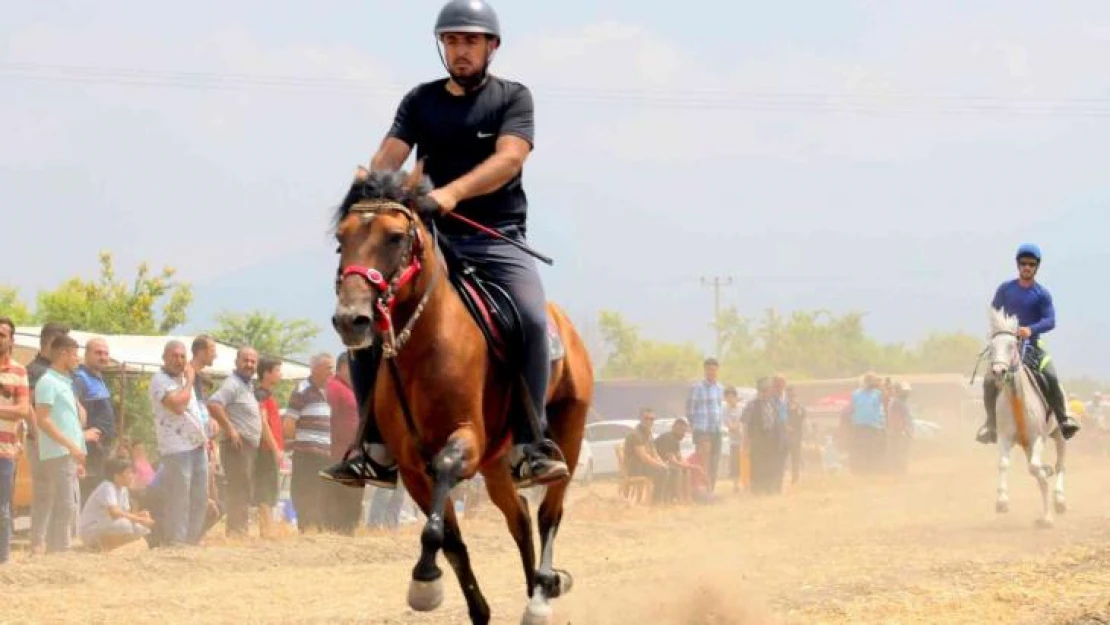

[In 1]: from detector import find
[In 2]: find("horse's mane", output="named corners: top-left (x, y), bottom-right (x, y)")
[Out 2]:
top-left (331, 169), bottom-right (434, 233)
top-left (989, 305), bottom-right (1019, 335)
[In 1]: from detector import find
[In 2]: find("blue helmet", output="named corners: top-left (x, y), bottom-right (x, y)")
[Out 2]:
top-left (1015, 243), bottom-right (1042, 263)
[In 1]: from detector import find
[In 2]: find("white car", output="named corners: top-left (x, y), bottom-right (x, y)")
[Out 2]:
top-left (584, 418), bottom-right (731, 477)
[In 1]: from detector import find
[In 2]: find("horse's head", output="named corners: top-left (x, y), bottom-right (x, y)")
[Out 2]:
top-left (987, 306), bottom-right (1021, 379)
top-left (331, 163), bottom-right (435, 349)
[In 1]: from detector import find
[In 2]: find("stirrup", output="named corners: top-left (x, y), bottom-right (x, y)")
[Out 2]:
top-left (512, 439), bottom-right (570, 489)
top-left (318, 449), bottom-right (398, 490)
top-left (976, 425), bottom-right (997, 444)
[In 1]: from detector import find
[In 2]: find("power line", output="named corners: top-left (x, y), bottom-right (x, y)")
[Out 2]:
top-left (4, 62), bottom-right (1110, 117)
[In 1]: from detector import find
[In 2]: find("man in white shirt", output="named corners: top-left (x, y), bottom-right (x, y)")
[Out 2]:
top-left (149, 340), bottom-right (208, 546)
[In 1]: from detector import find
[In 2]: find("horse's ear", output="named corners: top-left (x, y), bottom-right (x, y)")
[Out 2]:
top-left (403, 158), bottom-right (426, 196)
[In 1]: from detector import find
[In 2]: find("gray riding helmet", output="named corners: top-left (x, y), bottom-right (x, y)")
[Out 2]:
top-left (434, 0), bottom-right (501, 40)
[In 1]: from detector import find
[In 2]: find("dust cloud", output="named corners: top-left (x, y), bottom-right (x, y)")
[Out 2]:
top-left (5, 428), bottom-right (1110, 625)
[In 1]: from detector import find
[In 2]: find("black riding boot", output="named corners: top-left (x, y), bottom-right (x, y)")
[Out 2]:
top-left (507, 317), bottom-right (570, 490)
top-left (977, 377), bottom-right (1000, 444)
top-left (1043, 366), bottom-right (1081, 440)
top-left (318, 343), bottom-right (399, 489)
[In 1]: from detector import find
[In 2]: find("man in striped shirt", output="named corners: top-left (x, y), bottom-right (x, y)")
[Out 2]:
top-left (283, 353), bottom-right (335, 533)
top-left (0, 317), bottom-right (31, 564)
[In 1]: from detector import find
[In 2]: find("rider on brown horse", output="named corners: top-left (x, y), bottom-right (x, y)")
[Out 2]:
top-left (320, 0), bottom-right (569, 491)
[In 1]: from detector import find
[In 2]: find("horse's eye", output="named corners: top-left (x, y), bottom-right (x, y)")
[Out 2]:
top-left (388, 232), bottom-right (406, 246)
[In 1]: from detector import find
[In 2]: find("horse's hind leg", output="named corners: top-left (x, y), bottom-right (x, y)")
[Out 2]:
top-left (406, 439), bottom-right (471, 613)
top-left (480, 465), bottom-right (537, 604)
top-left (1053, 432), bottom-right (1067, 515)
top-left (1027, 438), bottom-right (1054, 529)
top-left (996, 436), bottom-right (1013, 514)
top-left (535, 479), bottom-right (574, 599)
top-left (525, 396), bottom-right (586, 625)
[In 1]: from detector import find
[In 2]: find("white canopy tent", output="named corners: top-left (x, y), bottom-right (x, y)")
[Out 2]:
top-left (11, 326), bottom-right (312, 380)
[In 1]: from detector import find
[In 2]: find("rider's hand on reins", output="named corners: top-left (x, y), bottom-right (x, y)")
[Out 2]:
top-left (415, 194), bottom-right (444, 219)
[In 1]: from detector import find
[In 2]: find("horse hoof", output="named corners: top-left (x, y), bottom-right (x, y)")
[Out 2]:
top-left (995, 501), bottom-right (1010, 514)
top-left (557, 569), bottom-right (574, 595)
top-left (1034, 518), bottom-right (1054, 530)
top-left (521, 595), bottom-right (553, 625)
top-left (1054, 500), bottom-right (1067, 515)
top-left (407, 578), bottom-right (444, 612)
top-left (536, 569), bottom-right (574, 599)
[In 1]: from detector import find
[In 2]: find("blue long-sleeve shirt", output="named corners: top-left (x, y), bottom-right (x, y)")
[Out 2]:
top-left (991, 280), bottom-right (1056, 341)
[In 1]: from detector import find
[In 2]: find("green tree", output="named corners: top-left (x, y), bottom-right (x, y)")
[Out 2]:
top-left (0, 286), bottom-right (34, 325)
top-left (210, 310), bottom-right (321, 359)
top-left (31, 252), bottom-right (194, 452)
top-left (910, 332), bottom-right (985, 374)
top-left (597, 310), bottom-right (703, 380)
top-left (35, 252), bottom-right (192, 334)
top-left (602, 307), bottom-right (986, 383)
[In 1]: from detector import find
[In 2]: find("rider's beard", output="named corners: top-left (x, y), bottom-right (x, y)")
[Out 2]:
top-left (450, 64), bottom-right (487, 91)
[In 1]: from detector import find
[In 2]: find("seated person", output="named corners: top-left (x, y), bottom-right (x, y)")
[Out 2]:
top-left (653, 417), bottom-right (702, 503)
top-left (622, 408), bottom-right (669, 503)
top-left (683, 449), bottom-right (712, 503)
top-left (78, 457), bottom-right (154, 552)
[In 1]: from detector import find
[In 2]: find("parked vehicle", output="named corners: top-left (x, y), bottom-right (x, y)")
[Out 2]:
top-left (574, 438), bottom-right (594, 483)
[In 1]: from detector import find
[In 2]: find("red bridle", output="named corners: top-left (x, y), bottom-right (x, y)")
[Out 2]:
top-left (336, 201), bottom-right (426, 335)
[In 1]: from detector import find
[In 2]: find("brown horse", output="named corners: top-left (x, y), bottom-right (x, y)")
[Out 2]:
top-left (331, 165), bottom-right (593, 625)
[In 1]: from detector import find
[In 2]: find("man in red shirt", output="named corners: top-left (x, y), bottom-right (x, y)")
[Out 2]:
top-left (253, 356), bottom-right (285, 538)
top-left (326, 353), bottom-right (362, 534)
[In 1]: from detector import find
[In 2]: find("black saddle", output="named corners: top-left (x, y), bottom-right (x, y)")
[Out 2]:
top-left (435, 228), bottom-right (523, 365)
top-left (1019, 354), bottom-right (1053, 417)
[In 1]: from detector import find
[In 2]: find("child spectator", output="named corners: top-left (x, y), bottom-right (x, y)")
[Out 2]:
top-left (78, 457), bottom-right (153, 552)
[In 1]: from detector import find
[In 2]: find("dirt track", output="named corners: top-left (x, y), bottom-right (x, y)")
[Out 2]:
top-left (4, 440), bottom-right (1110, 625)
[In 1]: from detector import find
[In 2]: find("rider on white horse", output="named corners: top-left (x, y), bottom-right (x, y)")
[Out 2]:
top-left (976, 243), bottom-right (1081, 444)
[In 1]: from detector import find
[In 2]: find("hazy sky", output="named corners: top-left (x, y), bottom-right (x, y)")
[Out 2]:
top-left (3, 1), bottom-right (1109, 376)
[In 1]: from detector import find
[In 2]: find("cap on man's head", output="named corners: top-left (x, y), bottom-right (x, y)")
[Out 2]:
top-left (704, 357), bottom-right (719, 367)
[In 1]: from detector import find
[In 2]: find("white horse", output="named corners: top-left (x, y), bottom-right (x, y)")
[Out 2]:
top-left (986, 306), bottom-right (1067, 528)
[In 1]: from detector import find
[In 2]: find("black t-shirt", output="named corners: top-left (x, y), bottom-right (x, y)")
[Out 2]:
top-left (654, 431), bottom-right (682, 461)
top-left (622, 426), bottom-right (656, 476)
top-left (387, 76), bottom-right (535, 235)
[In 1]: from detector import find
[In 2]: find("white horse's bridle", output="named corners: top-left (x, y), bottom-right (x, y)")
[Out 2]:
top-left (988, 330), bottom-right (1025, 387)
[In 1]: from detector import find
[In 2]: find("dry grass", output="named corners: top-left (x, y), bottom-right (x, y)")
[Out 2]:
top-left (4, 438), bottom-right (1110, 624)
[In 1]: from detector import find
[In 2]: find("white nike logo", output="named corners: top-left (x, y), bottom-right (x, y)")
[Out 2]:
top-left (477, 131), bottom-right (494, 138)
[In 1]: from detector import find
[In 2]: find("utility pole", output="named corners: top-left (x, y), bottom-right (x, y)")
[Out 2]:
top-left (700, 276), bottom-right (734, 358)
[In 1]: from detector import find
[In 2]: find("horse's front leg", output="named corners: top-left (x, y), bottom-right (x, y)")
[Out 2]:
top-left (407, 439), bottom-right (466, 613)
top-left (440, 495), bottom-right (492, 625)
top-left (996, 435), bottom-right (1013, 514)
top-left (1053, 431), bottom-right (1067, 515)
